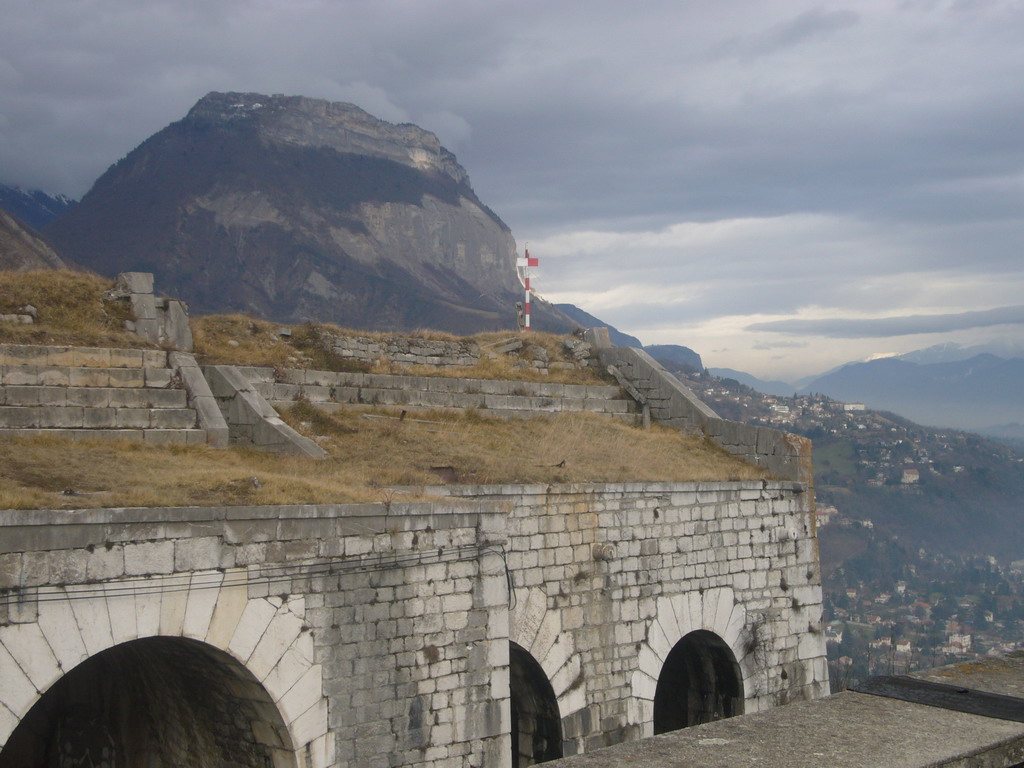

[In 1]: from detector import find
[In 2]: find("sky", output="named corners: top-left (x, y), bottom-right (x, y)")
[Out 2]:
top-left (2, 0), bottom-right (1024, 381)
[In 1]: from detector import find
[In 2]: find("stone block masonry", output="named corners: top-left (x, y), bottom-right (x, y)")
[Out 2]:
top-left (0, 501), bottom-right (511, 768)
top-left (0, 343), bottom-right (224, 446)
top-left (0, 480), bottom-right (828, 767)
top-left (319, 332), bottom-right (481, 369)
top-left (399, 480), bottom-right (830, 758)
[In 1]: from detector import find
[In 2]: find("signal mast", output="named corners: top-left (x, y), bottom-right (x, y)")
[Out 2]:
top-left (515, 248), bottom-right (539, 331)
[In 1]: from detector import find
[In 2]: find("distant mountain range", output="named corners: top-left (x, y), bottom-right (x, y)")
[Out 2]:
top-left (707, 368), bottom-right (794, 396)
top-left (0, 186), bottom-right (76, 231)
top-left (796, 353), bottom-right (1024, 432)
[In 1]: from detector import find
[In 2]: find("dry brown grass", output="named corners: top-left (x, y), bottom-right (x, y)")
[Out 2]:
top-left (282, 403), bottom-right (766, 486)
top-left (0, 270), bottom-right (147, 348)
top-left (0, 410), bottom-right (765, 510)
top-left (0, 270), bottom-right (604, 384)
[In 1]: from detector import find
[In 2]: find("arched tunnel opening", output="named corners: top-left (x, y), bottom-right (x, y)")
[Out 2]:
top-left (509, 642), bottom-right (562, 766)
top-left (0, 636), bottom-right (296, 768)
top-left (653, 629), bottom-right (743, 734)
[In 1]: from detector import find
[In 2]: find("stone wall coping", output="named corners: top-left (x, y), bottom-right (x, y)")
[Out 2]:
top-left (0, 479), bottom-right (805, 527)
top-left (0, 499), bottom-right (508, 529)
top-left (396, 479), bottom-right (807, 497)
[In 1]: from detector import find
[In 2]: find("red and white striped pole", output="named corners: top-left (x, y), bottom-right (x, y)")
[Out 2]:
top-left (516, 249), bottom-right (539, 331)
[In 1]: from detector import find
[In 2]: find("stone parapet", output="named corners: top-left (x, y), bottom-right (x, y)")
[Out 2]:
top-left (321, 332), bottom-right (482, 369)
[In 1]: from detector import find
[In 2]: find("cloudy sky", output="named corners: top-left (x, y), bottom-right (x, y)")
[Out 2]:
top-left (3, 0), bottom-right (1023, 379)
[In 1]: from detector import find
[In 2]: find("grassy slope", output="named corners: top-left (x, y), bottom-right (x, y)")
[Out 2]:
top-left (0, 270), bottom-right (766, 509)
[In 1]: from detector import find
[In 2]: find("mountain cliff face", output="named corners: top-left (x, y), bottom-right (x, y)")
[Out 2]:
top-left (47, 92), bottom-right (568, 333)
top-left (0, 210), bottom-right (68, 272)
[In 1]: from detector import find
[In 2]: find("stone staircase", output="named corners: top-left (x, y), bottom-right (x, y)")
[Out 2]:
top-left (0, 344), bottom-right (209, 444)
top-left (231, 366), bottom-right (642, 424)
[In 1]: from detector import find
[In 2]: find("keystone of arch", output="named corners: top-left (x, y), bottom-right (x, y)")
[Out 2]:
top-left (629, 587), bottom-right (755, 733)
top-left (0, 568), bottom-right (332, 767)
top-left (511, 586), bottom-right (586, 718)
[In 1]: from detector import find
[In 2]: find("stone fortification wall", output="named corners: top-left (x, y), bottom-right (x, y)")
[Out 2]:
top-left (597, 342), bottom-right (812, 485)
top-left (0, 500), bottom-right (511, 768)
top-left (0, 480), bottom-right (828, 766)
top-left (407, 480), bottom-right (830, 758)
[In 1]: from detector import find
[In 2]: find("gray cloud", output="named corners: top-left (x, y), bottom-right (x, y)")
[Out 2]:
top-left (2, 0), bottom-right (1023, 377)
top-left (747, 306), bottom-right (1024, 338)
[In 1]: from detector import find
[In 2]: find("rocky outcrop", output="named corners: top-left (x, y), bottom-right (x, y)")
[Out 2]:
top-left (0, 210), bottom-right (68, 272)
top-left (46, 92), bottom-right (571, 334)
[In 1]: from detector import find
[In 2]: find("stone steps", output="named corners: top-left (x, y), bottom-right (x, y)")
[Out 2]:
top-left (0, 344), bottom-right (168, 369)
top-left (0, 428), bottom-right (207, 445)
top-left (297, 401), bottom-right (641, 425)
top-left (0, 386), bottom-right (187, 409)
top-left (234, 366), bottom-right (641, 422)
top-left (0, 406), bottom-right (197, 429)
top-left (0, 344), bottom-right (204, 445)
top-left (0, 364), bottom-right (175, 388)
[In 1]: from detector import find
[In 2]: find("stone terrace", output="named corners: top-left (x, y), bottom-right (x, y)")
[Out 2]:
top-left (232, 366), bottom-right (641, 423)
top-left (0, 344), bottom-right (217, 445)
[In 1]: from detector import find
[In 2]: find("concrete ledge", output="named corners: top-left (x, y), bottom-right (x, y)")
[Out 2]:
top-left (544, 653), bottom-right (1024, 768)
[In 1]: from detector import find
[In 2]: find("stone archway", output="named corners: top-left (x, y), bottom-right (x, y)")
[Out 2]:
top-left (630, 587), bottom-right (757, 736)
top-left (0, 569), bottom-right (332, 766)
top-left (510, 587), bottom-right (586, 720)
top-left (510, 643), bottom-right (563, 766)
top-left (652, 630), bottom-right (743, 733)
top-left (0, 636), bottom-right (295, 767)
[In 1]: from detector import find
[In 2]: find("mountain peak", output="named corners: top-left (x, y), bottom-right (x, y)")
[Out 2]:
top-left (44, 93), bottom-right (572, 334)
top-left (185, 91), bottom-right (469, 186)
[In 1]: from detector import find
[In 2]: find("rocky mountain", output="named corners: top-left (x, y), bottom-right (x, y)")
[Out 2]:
top-left (0, 210), bottom-right (68, 271)
top-left (0, 186), bottom-right (76, 231)
top-left (798, 354), bottom-right (1024, 432)
top-left (46, 92), bottom-right (571, 334)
